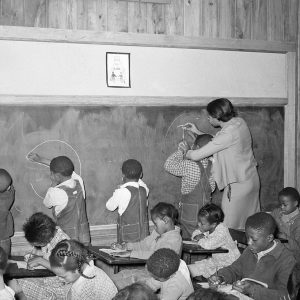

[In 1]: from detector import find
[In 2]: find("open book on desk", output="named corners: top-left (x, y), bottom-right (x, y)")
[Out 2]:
top-left (240, 278), bottom-right (268, 288)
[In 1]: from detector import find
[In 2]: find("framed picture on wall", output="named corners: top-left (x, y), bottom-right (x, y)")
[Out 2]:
top-left (106, 52), bottom-right (131, 88)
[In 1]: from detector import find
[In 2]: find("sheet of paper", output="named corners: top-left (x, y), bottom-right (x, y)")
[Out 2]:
top-left (8, 260), bottom-right (46, 270)
top-left (99, 248), bottom-right (128, 255)
top-left (182, 240), bottom-right (199, 245)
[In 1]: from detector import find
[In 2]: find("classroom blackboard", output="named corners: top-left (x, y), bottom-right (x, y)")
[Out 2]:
top-left (0, 105), bottom-right (283, 230)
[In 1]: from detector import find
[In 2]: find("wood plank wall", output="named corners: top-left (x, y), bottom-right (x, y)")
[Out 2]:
top-left (0, 0), bottom-right (298, 42)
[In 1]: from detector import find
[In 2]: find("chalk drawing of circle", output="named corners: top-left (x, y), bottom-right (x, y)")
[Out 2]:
top-left (26, 140), bottom-right (81, 199)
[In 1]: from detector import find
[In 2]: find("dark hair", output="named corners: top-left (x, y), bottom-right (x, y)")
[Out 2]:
top-left (279, 187), bottom-right (300, 205)
top-left (0, 247), bottom-right (8, 273)
top-left (150, 202), bottom-right (178, 225)
top-left (147, 248), bottom-right (180, 280)
top-left (49, 239), bottom-right (95, 279)
top-left (194, 134), bottom-right (213, 149)
top-left (50, 156), bottom-right (74, 177)
top-left (245, 212), bottom-right (276, 235)
top-left (121, 159), bottom-right (143, 180)
top-left (23, 212), bottom-right (56, 245)
top-left (0, 169), bottom-right (12, 193)
top-left (187, 286), bottom-right (230, 300)
top-left (113, 283), bottom-right (158, 300)
top-left (207, 98), bottom-right (236, 122)
top-left (198, 203), bottom-right (224, 225)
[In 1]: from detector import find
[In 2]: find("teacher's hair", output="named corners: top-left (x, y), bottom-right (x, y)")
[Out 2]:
top-left (207, 98), bottom-right (236, 122)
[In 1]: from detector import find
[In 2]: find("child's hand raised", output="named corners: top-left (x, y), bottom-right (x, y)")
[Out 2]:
top-left (178, 141), bottom-right (189, 154)
top-left (27, 152), bottom-right (42, 163)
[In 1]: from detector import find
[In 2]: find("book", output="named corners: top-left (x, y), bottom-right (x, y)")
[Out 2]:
top-left (240, 278), bottom-right (268, 288)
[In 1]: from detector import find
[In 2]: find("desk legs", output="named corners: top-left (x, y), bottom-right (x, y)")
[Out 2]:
top-left (113, 265), bottom-right (120, 274)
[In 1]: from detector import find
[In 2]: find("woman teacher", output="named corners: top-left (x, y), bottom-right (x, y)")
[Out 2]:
top-left (184, 98), bottom-right (260, 229)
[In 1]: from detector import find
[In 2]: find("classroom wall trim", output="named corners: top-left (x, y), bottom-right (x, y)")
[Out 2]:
top-left (0, 95), bottom-right (288, 107)
top-left (0, 25), bottom-right (296, 53)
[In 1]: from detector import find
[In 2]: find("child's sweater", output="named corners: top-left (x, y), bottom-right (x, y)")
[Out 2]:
top-left (127, 226), bottom-right (182, 259)
top-left (218, 241), bottom-right (296, 300)
top-left (147, 260), bottom-right (194, 300)
top-left (272, 208), bottom-right (300, 237)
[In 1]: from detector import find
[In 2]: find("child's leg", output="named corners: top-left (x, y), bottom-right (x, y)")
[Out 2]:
top-left (0, 238), bottom-right (11, 256)
top-left (18, 277), bottom-right (70, 300)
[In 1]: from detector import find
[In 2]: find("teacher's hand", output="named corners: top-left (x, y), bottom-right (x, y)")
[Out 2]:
top-left (181, 123), bottom-right (205, 135)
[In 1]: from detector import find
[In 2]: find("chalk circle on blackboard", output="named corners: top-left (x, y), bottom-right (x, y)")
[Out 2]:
top-left (163, 110), bottom-right (212, 153)
top-left (26, 140), bottom-right (82, 200)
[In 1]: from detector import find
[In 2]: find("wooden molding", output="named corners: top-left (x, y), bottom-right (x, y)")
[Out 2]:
top-left (0, 26), bottom-right (295, 53)
top-left (118, 0), bottom-right (170, 3)
top-left (0, 95), bottom-right (288, 107)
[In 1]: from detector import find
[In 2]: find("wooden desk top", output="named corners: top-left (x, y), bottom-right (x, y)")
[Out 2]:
top-left (5, 256), bottom-right (55, 279)
top-left (89, 246), bottom-right (146, 266)
top-left (182, 242), bottom-right (229, 254)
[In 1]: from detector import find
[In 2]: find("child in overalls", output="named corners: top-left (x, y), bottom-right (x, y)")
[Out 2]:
top-left (28, 153), bottom-right (90, 245)
top-left (164, 134), bottom-right (215, 239)
top-left (106, 159), bottom-right (149, 243)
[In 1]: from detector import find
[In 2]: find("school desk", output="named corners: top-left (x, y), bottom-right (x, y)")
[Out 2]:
top-left (4, 256), bottom-right (55, 280)
top-left (182, 241), bottom-right (229, 264)
top-left (88, 246), bottom-right (146, 274)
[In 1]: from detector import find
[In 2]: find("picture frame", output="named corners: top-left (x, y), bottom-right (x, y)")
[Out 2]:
top-left (106, 52), bottom-right (131, 88)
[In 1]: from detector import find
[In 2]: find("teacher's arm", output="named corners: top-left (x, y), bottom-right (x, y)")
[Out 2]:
top-left (186, 126), bottom-right (235, 161)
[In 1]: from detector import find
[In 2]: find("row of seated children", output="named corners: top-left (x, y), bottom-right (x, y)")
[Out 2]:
top-left (1, 212), bottom-right (117, 299)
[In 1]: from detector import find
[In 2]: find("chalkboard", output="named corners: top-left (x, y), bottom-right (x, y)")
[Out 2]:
top-left (0, 105), bottom-right (283, 230)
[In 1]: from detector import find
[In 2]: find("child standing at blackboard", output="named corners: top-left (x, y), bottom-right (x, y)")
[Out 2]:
top-left (28, 153), bottom-right (90, 245)
top-left (0, 169), bottom-right (15, 256)
top-left (106, 159), bottom-right (149, 243)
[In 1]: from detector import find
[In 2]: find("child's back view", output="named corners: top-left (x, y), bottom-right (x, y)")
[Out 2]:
top-left (0, 169), bottom-right (15, 256)
top-left (106, 159), bottom-right (149, 243)
top-left (28, 153), bottom-right (90, 245)
top-left (146, 248), bottom-right (194, 300)
top-left (164, 134), bottom-right (215, 239)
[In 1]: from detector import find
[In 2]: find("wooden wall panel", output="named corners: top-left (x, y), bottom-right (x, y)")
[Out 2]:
top-left (235, 0), bottom-right (252, 39)
top-left (128, 2), bottom-right (147, 33)
top-left (252, 0), bottom-right (267, 40)
top-left (183, 0), bottom-right (200, 37)
top-left (201, 0), bottom-right (218, 38)
top-left (107, 0), bottom-right (128, 33)
top-left (0, 0), bottom-right (24, 26)
top-left (165, 0), bottom-right (183, 36)
top-left (267, 0), bottom-right (284, 41)
top-left (146, 3), bottom-right (165, 34)
top-left (218, 0), bottom-right (235, 39)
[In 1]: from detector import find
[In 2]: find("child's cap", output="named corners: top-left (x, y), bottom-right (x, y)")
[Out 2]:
top-left (245, 212), bottom-right (276, 235)
top-left (0, 246), bottom-right (8, 272)
top-left (146, 248), bottom-right (180, 280)
top-left (0, 169), bottom-right (12, 192)
top-left (121, 159), bottom-right (142, 180)
top-left (50, 156), bottom-right (74, 177)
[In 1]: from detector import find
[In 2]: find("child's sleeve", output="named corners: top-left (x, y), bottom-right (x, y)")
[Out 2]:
top-left (197, 226), bottom-right (226, 249)
top-left (164, 150), bottom-right (187, 177)
top-left (43, 187), bottom-right (68, 209)
top-left (106, 187), bottom-right (131, 213)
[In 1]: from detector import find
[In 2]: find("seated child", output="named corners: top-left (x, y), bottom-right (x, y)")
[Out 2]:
top-left (186, 287), bottom-right (238, 300)
top-left (110, 202), bottom-right (182, 289)
top-left (188, 203), bottom-right (240, 278)
top-left (146, 248), bottom-right (194, 300)
top-left (16, 239), bottom-right (118, 300)
top-left (28, 153), bottom-right (90, 245)
top-left (106, 159), bottom-right (149, 243)
top-left (272, 187), bottom-right (300, 289)
top-left (208, 212), bottom-right (296, 300)
top-left (113, 282), bottom-right (158, 300)
top-left (0, 169), bottom-right (15, 256)
top-left (164, 134), bottom-right (215, 239)
top-left (22, 212), bottom-right (70, 269)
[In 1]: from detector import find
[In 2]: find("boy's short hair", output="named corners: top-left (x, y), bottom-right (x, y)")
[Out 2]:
top-left (198, 203), bottom-right (224, 225)
top-left (23, 212), bottom-right (56, 245)
top-left (0, 169), bottom-right (12, 193)
top-left (194, 134), bottom-right (213, 149)
top-left (113, 282), bottom-right (158, 300)
top-left (0, 247), bottom-right (8, 274)
top-left (245, 212), bottom-right (276, 235)
top-left (279, 187), bottom-right (300, 204)
top-left (121, 159), bottom-right (142, 180)
top-left (50, 156), bottom-right (74, 177)
top-left (187, 286), bottom-right (229, 300)
top-left (146, 248), bottom-right (180, 280)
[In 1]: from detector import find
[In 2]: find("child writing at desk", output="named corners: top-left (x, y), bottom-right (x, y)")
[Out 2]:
top-left (111, 202), bottom-right (182, 289)
top-left (28, 153), bottom-right (90, 245)
top-left (188, 203), bottom-right (240, 278)
top-left (208, 212), bottom-right (296, 300)
top-left (106, 159), bottom-right (149, 243)
top-left (0, 169), bottom-right (15, 256)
